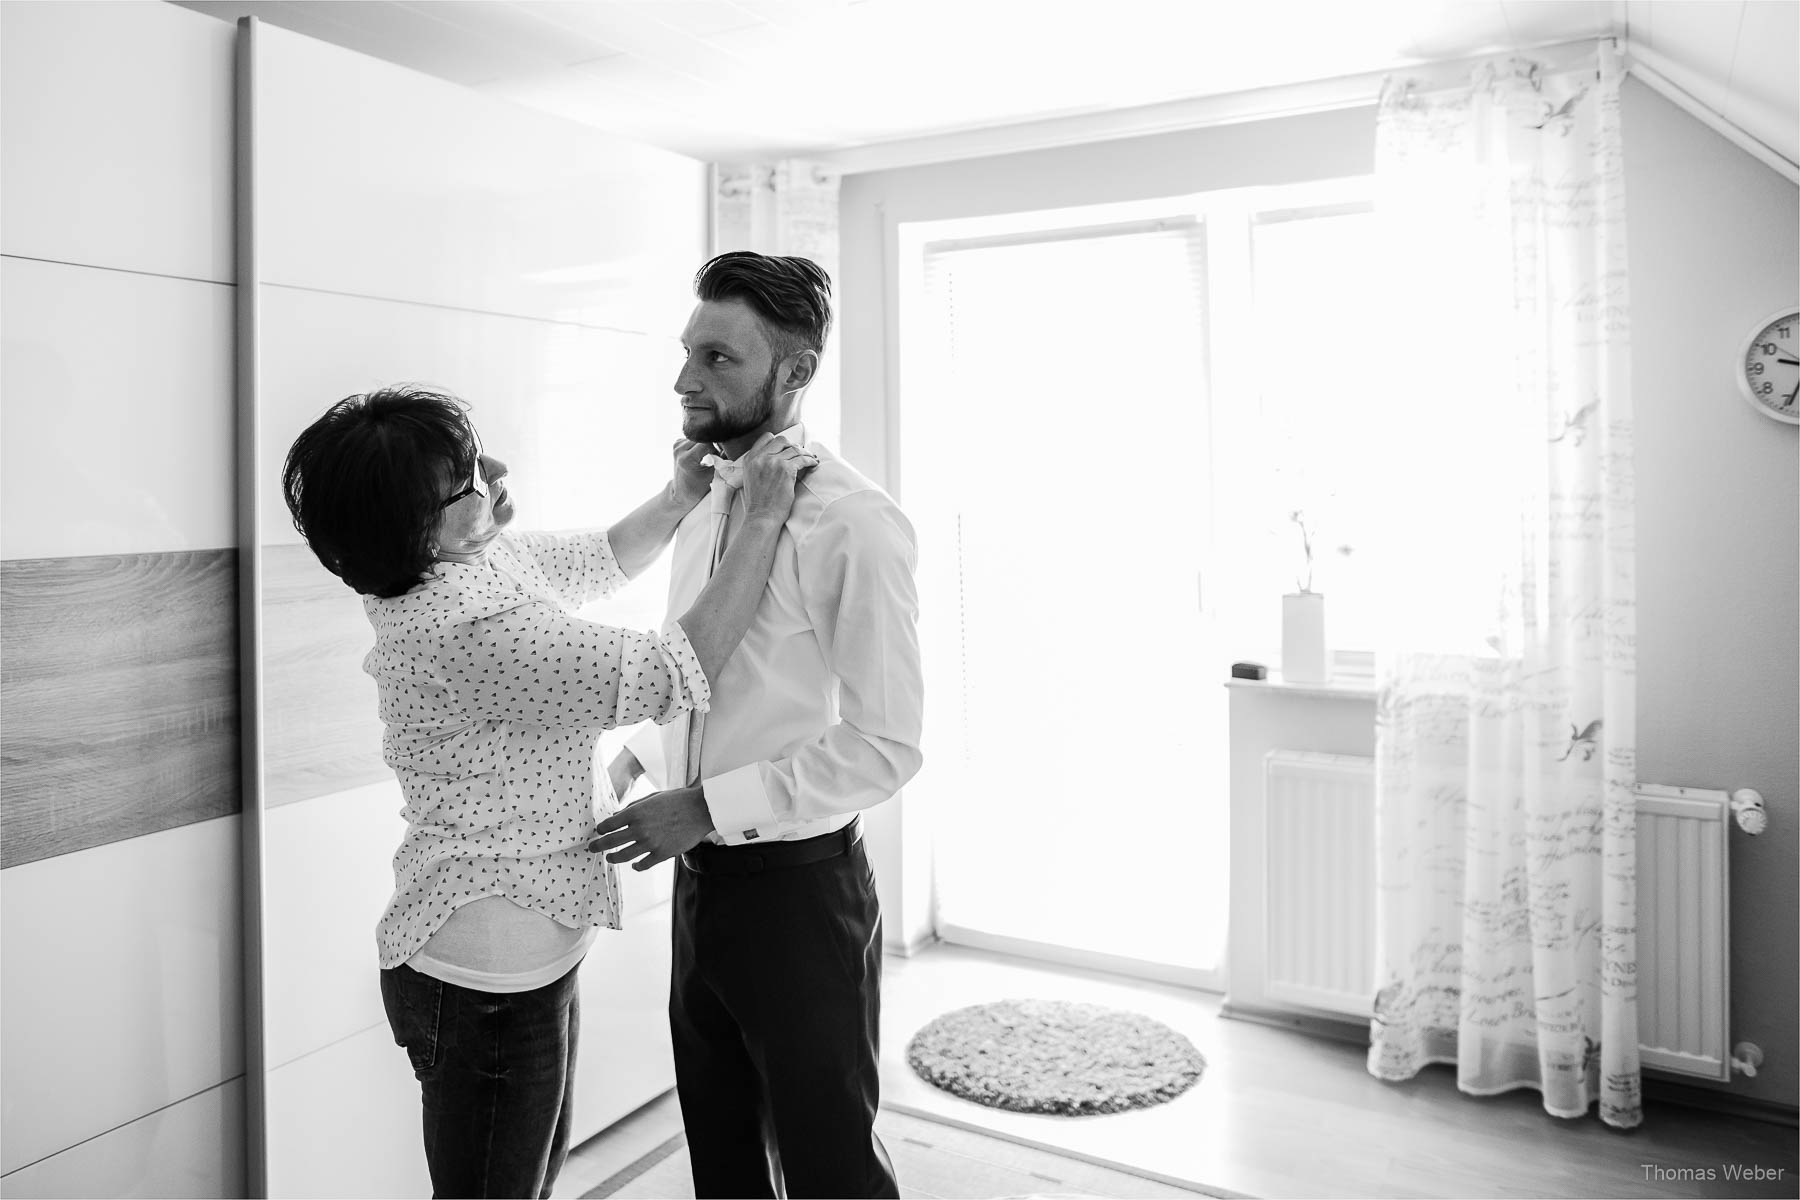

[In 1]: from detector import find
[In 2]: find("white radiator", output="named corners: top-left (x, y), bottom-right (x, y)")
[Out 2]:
top-left (1635, 784), bottom-right (1732, 1081)
top-left (1260, 757), bottom-right (1736, 1080)
top-left (1263, 751), bottom-right (1376, 1017)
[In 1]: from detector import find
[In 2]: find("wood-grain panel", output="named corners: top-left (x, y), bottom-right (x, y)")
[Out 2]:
top-left (262, 542), bottom-right (389, 808)
top-left (0, 551), bottom-right (238, 867)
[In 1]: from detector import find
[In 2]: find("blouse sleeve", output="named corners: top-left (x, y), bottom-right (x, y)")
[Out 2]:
top-left (510, 530), bottom-right (632, 609)
top-left (429, 596), bottom-right (709, 730)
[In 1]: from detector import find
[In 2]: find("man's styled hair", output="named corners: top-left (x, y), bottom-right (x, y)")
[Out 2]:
top-left (282, 384), bottom-right (479, 598)
top-left (694, 251), bottom-right (834, 368)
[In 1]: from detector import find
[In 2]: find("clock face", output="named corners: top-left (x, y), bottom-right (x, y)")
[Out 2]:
top-left (1741, 309), bottom-right (1800, 425)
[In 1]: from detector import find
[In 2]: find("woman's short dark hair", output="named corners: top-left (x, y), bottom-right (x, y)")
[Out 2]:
top-left (282, 385), bottom-right (478, 598)
top-left (694, 251), bottom-right (833, 366)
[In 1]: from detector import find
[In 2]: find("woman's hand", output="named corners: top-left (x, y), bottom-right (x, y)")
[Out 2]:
top-left (738, 436), bottom-right (818, 522)
top-left (668, 435), bottom-right (817, 683)
top-left (669, 438), bottom-right (714, 510)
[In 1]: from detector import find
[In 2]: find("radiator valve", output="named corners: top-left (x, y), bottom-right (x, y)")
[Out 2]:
top-left (1730, 789), bottom-right (1767, 836)
top-left (1731, 1042), bottom-right (1763, 1078)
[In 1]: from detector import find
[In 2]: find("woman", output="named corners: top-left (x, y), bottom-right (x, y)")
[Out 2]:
top-left (282, 384), bottom-right (813, 1199)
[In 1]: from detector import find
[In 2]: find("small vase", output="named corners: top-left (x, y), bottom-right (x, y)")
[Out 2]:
top-left (1282, 591), bottom-right (1329, 683)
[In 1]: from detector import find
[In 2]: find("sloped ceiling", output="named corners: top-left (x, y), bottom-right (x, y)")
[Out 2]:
top-left (171, 0), bottom-right (1797, 172)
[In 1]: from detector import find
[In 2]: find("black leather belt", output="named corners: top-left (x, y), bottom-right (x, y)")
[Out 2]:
top-left (680, 816), bottom-right (862, 876)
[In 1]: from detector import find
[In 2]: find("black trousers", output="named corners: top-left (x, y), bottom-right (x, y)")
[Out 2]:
top-left (670, 829), bottom-right (898, 1199)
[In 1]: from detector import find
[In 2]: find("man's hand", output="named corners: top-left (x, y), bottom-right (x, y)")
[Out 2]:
top-left (588, 785), bottom-right (715, 871)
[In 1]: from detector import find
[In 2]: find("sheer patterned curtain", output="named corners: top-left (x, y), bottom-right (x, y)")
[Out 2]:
top-left (712, 162), bottom-right (842, 447)
top-left (1365, 44), bottom-right (1641, 1128)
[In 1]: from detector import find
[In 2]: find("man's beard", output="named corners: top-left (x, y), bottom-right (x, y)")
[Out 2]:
top-left (684, 364), bottom-right (778, 445)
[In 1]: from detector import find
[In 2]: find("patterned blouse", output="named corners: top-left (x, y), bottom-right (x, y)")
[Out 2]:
top-left (363, 529), bottom-right (709, 969)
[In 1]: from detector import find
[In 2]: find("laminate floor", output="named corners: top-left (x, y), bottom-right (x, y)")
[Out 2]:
top-left (879, 944), bottom-right (1797, 1200)
top-left (558, 1095), bottom-right (1229, 1200)
top-left (556, 941), bottom-right (1797, 1200)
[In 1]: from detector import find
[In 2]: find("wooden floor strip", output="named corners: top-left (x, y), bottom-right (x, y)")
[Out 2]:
top-left (580, 1131), bottom-right (688, 1200)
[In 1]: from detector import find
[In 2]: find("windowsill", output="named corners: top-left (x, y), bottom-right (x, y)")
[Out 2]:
top-left (1223, 674), bottom-right (1379, 701)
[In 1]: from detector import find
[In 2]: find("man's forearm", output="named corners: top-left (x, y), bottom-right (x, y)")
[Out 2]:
top-left (702, 725), bottom-right (922, 836)
top-left (607, 488), bottom-right (694, 579)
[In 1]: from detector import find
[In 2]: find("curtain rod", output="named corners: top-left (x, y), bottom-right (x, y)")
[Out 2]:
top-left (812, 36), bottom-right (1611, 175)
top-left (811, 36), bottom-right (1797, 185)
top-left (1325, 36), bottom-right (1795, 187)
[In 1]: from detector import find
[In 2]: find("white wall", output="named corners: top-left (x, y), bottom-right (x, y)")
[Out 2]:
top-left (1622, 79), bottom-right (1799, 1112)
top-left (839, 86), bottom-right (1799, 1111)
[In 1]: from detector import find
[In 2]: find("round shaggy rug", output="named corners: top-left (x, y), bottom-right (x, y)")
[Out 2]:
top-left (905, 999), bottom-right (1205, 1116)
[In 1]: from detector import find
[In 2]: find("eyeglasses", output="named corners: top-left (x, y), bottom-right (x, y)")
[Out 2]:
top-left (438, 456), bottom-right (489, 510)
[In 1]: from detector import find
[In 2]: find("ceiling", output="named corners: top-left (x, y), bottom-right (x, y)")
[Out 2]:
top-left (171, 0), bottom-right (1798, 171)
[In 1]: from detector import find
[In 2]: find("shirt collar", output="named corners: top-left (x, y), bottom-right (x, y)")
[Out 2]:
top-left (716, 422), bottom-right (807, 459)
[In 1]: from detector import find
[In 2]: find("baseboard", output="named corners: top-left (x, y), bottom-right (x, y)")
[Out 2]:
top-left (935, 925), bottom-right (1223, 990)
top-left (1643, 1077), bottom-right (1800, 1128)
top-left (1219, 1000), bottom-right (1371, 1046)
top-left (884, 929), bottom-right (940, 958)
top-left (1221, 1003), bottom-right (1799, 1129)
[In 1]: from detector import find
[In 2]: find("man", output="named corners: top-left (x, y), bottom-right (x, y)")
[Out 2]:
top-left (589, 251), bottom-right (923, 1199)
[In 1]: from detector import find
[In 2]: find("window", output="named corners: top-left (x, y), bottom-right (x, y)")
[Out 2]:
top-left (1224, 196), bottom-right (1385, 671)
top-left (895, 178), bottom-right (1395, 985)
top-left (902, 178), bottom-right (1386, 677)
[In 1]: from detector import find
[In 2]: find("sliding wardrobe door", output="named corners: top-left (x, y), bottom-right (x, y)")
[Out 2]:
top-left (3, 6), bottom-right (242, 1195)
top-left (236, 18), bottom-right (705, 1195)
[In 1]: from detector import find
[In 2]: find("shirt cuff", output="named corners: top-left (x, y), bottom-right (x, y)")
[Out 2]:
top-left (655, 619), bottom-right (711, 724)
top-left (591, 530), bottom-right (633, 597)
top-left (701, 762), bottom-right (777, 843)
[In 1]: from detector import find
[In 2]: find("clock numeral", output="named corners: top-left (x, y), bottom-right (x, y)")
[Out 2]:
top-left (1762, 342), bottom-right (1781, 355)
top-left (1749, 361), bottom-right (1765, 376)
top-left (1778, 325), bottom-right (1792, 338)
top-left (1759, 381), bottom-right (1774, 396)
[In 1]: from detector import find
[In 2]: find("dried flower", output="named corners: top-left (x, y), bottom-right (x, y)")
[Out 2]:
top-left (1290, 510), bottom-right (1315, 593)
top-left (1291, 509), bottom-right (1353, 594)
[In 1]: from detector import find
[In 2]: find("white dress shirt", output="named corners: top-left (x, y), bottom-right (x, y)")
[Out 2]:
top-left (365, 529), bottom-right (708, 969)
top-left (630, 426), bottom-right (924, 844)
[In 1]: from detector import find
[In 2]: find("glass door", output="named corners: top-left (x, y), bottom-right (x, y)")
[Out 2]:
top-left (902, 218), bottom-right (1226, 986)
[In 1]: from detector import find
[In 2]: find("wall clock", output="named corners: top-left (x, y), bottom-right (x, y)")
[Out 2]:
top-left (1740, 308), bottom-right (1800, 425)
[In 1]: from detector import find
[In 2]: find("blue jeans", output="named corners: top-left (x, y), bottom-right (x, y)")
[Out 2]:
top-left (379, 962), bottom-right (580, 1199)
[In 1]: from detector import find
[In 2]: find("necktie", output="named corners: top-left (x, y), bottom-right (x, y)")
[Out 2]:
top-left (685, 480), bottom-right (736, 785)
top-left (701, 452), bottom-right (744, 489)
